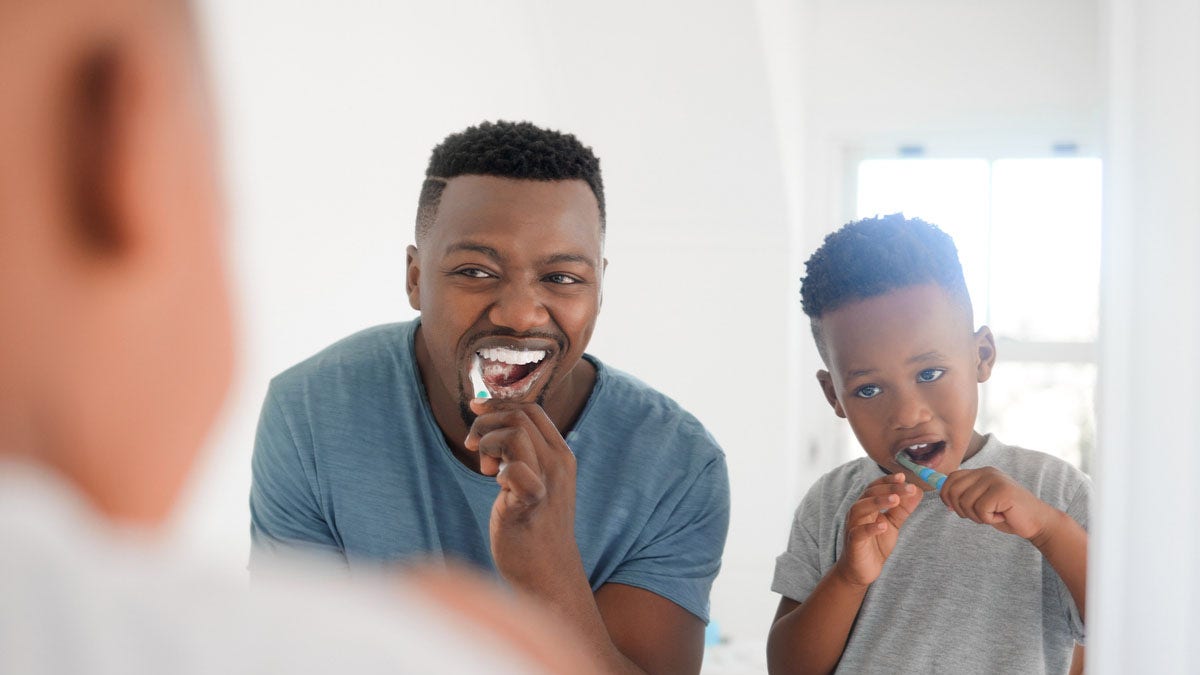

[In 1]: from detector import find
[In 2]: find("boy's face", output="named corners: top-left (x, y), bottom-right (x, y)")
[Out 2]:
top-left (815, 283), bottom-right (996, 487)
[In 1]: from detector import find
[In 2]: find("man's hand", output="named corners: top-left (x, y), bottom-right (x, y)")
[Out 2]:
top-left (940, 466), bottom-right (1057, 542)
top-left (836, 473), bottom-right (923, 588)
top-left (465, 399), bottom-right (581, 591)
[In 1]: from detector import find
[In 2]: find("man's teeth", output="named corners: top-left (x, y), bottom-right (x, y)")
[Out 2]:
top-left (477, 347), bottom-right (547, 365)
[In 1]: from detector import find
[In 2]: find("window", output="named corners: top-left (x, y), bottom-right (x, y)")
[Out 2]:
top-left (852, 156), bottom-right (1102, 471)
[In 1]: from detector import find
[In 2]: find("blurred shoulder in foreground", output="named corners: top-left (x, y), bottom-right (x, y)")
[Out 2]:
top-left (0, 1), bottom-right (590, 672)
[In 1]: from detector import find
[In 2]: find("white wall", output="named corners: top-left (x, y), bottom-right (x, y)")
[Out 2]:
top-left (1093, 0), bottom-right (1200, 671)
top-left (178, 0), bottom-right (1107, 664)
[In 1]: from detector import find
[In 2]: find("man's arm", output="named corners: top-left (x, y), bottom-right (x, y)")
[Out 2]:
top-left (466, 400), bottom-right (725, 674)
top-left (249, 385), bottom-right (345, 571)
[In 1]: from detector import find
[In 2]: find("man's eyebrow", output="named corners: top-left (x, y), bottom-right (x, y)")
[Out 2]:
top-left (538, 253), bottom-right (595, 268)
top-left (444, 242), bottom-right (503, 261)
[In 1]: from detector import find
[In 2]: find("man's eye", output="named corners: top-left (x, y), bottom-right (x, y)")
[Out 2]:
top-left (544, 273), bottom-right (579, 285)
top-left (855, 384), bottom-right (882, 399)
top-left (917, 368), bottom-right (946, 383)
top-left (457, 268), bottom-right (492, 279)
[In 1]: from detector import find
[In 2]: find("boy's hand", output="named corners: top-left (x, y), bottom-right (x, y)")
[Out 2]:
top-left (835, 473), bottom-right (922, 588)
top-left (940, 467), bottom-right (1058, 541)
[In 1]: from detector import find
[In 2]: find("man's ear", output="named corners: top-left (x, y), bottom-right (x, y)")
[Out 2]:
top-left (406, 245), bottom-right (421, 311)
top-left (598, 257), bottom-right (608, 312)
top-left (816, 370), bottom-right (847, 418)
top-left (974, 325), bottom-right (997, 383)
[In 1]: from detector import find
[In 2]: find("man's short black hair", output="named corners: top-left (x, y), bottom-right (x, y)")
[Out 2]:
top-left (800, 213), bottom-right (973, 360)
top-left (415, 120), bottom-right (605, 243)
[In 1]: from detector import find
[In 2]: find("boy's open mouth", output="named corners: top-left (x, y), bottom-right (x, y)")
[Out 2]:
top-left (474, 346), bottom-right (552, 399)
top-left (901, 441), bottom-right (946, 468)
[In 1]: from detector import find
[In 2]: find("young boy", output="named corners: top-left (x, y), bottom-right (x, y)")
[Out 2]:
top-left (768, 214), bottom-right (1089, 674)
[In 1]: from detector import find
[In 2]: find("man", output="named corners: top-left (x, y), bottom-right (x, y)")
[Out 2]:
top-left (0, 1), bottom-right (587, 672)
top-left (251, 120), bottom-right (731, 673)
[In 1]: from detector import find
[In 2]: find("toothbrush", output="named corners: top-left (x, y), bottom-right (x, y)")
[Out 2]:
top-left (469, 355), bottom-right (492, 399)
top-left (895, 452), bottom-right (948, 491)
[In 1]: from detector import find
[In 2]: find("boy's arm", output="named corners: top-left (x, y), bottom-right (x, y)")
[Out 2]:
top-left (767, 571), bottom-right (869, 674)
top-left (768, 474), bottom-right (921, 675)
top-left (1030, 506), bottom-right (1088, 618)
top-left (941, 467), bottom-right (1088, 617)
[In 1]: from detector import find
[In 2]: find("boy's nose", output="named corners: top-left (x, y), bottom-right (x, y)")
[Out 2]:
top-left (889, 393), bottom-right (934, 430)
top-left (487, 281), bottom-right (550, 333)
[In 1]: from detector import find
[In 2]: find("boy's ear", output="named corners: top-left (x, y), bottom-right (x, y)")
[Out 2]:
top-left (974, 325), bottom-right (997, 383)
top-left (405, 245), bottom-right (421, 311)
top-left (816, 370), bottom-right (847, 418)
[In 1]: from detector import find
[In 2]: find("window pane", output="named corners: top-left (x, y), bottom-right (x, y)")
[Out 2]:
top-left (989, 158), bottom-right (1102, 342)
top-left (982, 361), bottom-right (1096, 471)
top-left (856, 159), bottom-right (992, 321)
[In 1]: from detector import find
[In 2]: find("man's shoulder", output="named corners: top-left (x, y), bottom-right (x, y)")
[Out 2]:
top-left (270, 321), bottom-right (415, 393)
top-left (588, 358), bottom-right (724, 460)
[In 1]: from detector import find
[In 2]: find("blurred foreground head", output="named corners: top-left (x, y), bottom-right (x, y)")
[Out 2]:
top-left (0, 0), bottom-right (233, 525)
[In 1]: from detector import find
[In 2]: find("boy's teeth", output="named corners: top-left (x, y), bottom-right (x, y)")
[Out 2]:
top-left (907, 443), bottom-right (929, 452)
top-left (477, 347), bottom-right (547, 366)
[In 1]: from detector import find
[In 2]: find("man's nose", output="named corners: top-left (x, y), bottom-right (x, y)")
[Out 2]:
top-left (487, 281), bottom-right (550, 333)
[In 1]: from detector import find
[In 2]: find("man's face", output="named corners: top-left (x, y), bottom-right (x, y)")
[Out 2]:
top-left (816, 284), bottom-right (995, 487)
top-left (407, 175), bottom-right (604, 423)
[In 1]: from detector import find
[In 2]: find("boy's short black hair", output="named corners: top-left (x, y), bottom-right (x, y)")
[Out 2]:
top-left (415, 120), bottom-right (605, 243)
top-left (801, 213), bottom-right (973, 360)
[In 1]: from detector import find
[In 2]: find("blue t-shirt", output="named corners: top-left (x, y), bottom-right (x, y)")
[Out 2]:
top-left (249, 320), bottom-right (730, 622)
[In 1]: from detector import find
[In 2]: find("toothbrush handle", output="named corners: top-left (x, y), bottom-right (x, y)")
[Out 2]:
top-left (895, 454), bottom-right (948, 491)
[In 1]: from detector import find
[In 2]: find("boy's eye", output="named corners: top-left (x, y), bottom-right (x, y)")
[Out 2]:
top-left (544, 273), bottom-right (580, 285)
top-left (917, 368), bottom-right (946, 383)
top-left (855, 384), bottom-right (882, 399)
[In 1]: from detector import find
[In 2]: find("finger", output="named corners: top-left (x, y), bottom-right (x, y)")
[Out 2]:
top-left (860, 481), bottom-right (920, 500)
top-left (957, 478), bottom-right (1001, 523)
top-left (475, 427), bottom-right (538, 477)
top-left (845, 517), bottom-right (888, 547)
top-left (847, 496), bottom-right (895, 528)
top-left (940, 470), bottom-right (978, 518)
top-left (466, 408), bottom-right (537, 448)
top-left (496, 461), bottom-right (547, 510)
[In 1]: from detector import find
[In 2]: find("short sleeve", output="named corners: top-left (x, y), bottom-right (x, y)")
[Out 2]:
top-left (1054, 476), bottom-right (1091, 643)
top-left (771, 481), bottom-right (828, 604)
top-left (248, 383), bottom-right (346, 572)
top-left (604, 454), bottom-right (730, 623)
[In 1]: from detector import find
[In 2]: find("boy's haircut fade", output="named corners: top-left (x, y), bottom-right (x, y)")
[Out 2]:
top-left (800, 213), bottom-right (973, 361)
top-left (415, 120), bottom-right (605, 243)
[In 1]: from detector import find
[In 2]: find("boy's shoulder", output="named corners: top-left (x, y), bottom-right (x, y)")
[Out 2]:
top-left (976, 434), bottom-right (1092, 518)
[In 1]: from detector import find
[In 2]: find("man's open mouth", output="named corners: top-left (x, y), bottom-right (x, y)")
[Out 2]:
top-left (900, 440), bottom-right (946, 468)
top-left (473, 346), bottom-right (552, 399)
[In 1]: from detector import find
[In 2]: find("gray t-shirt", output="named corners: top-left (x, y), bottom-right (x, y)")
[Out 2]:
top-left (773, 434), bottom-right (1089, 674)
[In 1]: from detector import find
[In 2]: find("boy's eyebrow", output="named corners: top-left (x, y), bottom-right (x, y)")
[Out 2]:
top-left (844, 352), bottom-right (948, 378)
